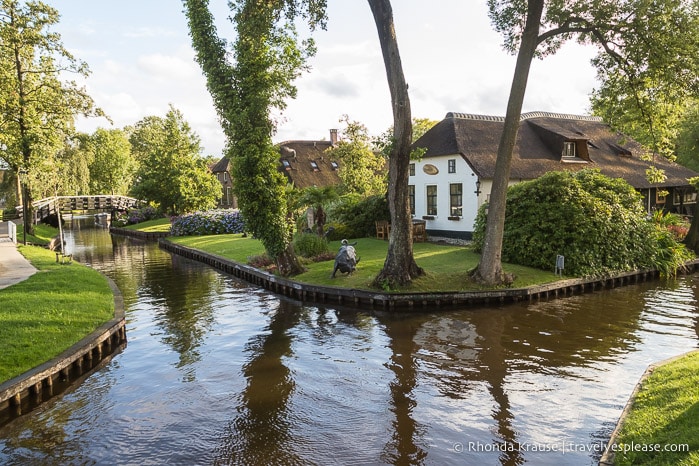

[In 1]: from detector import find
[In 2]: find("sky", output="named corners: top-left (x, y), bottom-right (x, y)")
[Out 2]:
top-left (48, 0), bottom-right (600, 158)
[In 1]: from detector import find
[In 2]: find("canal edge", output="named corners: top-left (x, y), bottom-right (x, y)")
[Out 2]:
top-left (599, 349), bottom-right (699, 465)
top-left (0, 273), bottom-right (127, 427)
top-left (159, 238), bottom-right (699, 311)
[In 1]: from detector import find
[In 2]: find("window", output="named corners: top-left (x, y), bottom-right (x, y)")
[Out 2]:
top-left (331, 161), bottom-right (339, 170)
top-left (408, 185), bottom-right (415, 215)
top-left (409, 163), bottom-right (415, 176)
top-left (562, 141), bottom-right (577, 158)
top-left (448, 159), bottom-right (456, 173)
top-left (223, 172), bottom-right (228, 182)
top-left (673, 191), bottom-right (697, 205)
top-left (426, 185), bottom-right (438, 216)
top-left (282, 160), bottom-right (291, 170)
top-left (450, 183), bottom-right (462, 216)
top-left (310, 161), bottom-right (319, 171)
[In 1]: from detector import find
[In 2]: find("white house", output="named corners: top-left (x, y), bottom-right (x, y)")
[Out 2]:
top-left (410, 111), bottom-right (699, 240)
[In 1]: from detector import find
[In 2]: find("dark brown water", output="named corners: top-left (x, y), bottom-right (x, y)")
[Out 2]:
top-left (0, 217), bottom-right (697, 465)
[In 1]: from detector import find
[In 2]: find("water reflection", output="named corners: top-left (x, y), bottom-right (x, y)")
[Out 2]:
top-left (214, 300), bottom-right (302, 465)
top-left (380, 315), bottom-right (428, 465)
top-left (0, 217), bottom-right (696, 465)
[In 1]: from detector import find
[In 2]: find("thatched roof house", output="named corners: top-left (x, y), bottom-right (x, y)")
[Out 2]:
top-left (277, 129), bottom-right (341, 189)
top-left (410, 112), bottom-right (699, 239)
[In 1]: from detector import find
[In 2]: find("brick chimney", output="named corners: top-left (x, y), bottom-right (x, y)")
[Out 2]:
top-left (330, 129), bottom-right (338, 146)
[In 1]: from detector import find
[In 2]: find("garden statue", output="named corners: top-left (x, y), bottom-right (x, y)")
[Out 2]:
top-left (331, 239), bottom-right (360, 278)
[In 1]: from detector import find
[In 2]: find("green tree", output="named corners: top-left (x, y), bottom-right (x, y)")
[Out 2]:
top-left (296, 185), bottom-right (338, 236)
top-left (677, 101), bottom-right (699, 172)
top-left (59, 133), bottom-right (93, 196)
top-left (325, 115), bottom-right (386, 196)
top-left (475, 0), bottom-right (699, 285)
top-left (183, 0), bottom-right (326, 276)
top-left (0, 0), bottom-right (102, 239)
top-left (129, 106), bottom-right (219, 215)
top-left (88, 128), bottom-right (136, 195)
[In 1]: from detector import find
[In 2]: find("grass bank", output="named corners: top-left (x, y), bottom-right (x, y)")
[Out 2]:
top-left (15, 223), bottom-right (60, 246)
top-left (0, 245), bottom-right (115, 383)
top-left (120, 217), bottom-right (171, 232)
top-left (168, 234), bottom-right (558, 292)
top-left (611, 351), bottom-right (699, 465)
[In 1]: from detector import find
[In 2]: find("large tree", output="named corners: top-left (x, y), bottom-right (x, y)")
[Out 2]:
top-left (129, 106), bottom-right (220, 215)
top-left (325, 115), bottom-right (387, 196)
top-left (474, 0), bottom-right (699, 285)
top-left (183, 0), bottom-right (326, 276)
top-left (367, 0), bottom-right (424, 288)
top-left (87, 128), bottom-right (138, 194)
top-left (88, 128), bottom-right (136, 195)
top-left (0, 0), bottom-right (101, 239)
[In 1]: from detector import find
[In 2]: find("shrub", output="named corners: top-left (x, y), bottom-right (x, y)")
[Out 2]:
top-left (327, 194), bottom-right (390, 238)
top-left (170, 209), bottom-right (245, 236)
top-left (324, 222), bottom-right (354, 241)
top-left (128, 205), bottom-right (163, 224)
top-left (293, 232), bottom-right (330, 258)
top-left (472, 169), bottom-right (694, 277)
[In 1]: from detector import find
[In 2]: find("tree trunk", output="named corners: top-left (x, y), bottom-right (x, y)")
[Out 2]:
top-left (276, 241), bottom-right (305, 277)
top-left (368, 0), bottom-right (424, 289)
top-left (472, 0), bottom-right (544, 286)
top-left (683, 201), bottom-right (699, 253)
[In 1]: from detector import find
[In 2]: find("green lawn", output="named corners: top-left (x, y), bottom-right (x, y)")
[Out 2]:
top-left (168, 234), bottom-right (559, 292)
top-left (0, 246), bottom-right (115, 383)
top-left (121, 217), bottom-right (171, 232)
top-left (15, 223), bottom-right (60, 246)
top-left (611, 351), bottom-right (699, 466)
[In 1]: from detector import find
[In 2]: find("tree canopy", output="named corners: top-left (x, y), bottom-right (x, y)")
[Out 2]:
top-left (129, 106), bottom-right (219, 215)
top-left (0, 0), bottom-right (101, 235)
top-left (324, 115), bottom-right (386, 196)
top-left (88, 128), bottom-right (136, 196)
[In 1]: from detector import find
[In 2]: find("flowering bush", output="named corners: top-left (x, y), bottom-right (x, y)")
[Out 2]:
top-left (129, 206), bottom-right (162, 224)
top-left (170, 209), bottom-right (245, 236)
top-left (112, 206), bottom-right (163, 227)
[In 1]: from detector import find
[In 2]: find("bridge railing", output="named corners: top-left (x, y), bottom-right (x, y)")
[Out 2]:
top-left (17, 195), bottom-right (144, 222)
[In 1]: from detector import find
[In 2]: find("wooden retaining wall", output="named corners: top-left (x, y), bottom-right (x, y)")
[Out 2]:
top-left (0, 276), bottom-right (127, 427)
top-left (160, 239), bottom-right (699, 311)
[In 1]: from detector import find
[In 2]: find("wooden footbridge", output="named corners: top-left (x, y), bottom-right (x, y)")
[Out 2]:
top-left (19, 195), bottom-right (143, 223)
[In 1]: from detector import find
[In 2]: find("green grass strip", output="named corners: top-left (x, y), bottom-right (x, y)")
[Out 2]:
top-left (612, 351), bottom-right (699, 465)
top-left (121, 217), bottom-right (171, 232)
top-left (0, 246), bottom-right (115, 383)
top-left (168, 234), bottom-right (558, 292)
top-left (15, 223), bottom-right (60, 246)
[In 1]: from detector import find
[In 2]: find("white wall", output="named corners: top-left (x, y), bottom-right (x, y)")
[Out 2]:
top-left (410, 155), bottom-right (480, 236)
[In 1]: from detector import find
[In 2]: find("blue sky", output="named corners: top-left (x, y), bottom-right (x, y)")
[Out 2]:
top-left (48, 1), bottom-right (599, 157)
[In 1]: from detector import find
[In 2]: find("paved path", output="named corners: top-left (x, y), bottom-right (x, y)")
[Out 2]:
top-left (0, 234), bottom-right (37, 290)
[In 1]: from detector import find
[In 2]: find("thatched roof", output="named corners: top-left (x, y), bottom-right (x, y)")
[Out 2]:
top-left (277, 140), bottom-right (341, 189)
top-left (414, 112), bottom-right (698, 189)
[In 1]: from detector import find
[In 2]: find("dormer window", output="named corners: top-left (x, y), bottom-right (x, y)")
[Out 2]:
top-left (310, 161), bottom-right (319, 171)
top-left (330, 161), bottom-right (339, 170)
top-left (562, 141), bottom-right (577, 159)
top-left (282, 160), bottom-right (291, 170)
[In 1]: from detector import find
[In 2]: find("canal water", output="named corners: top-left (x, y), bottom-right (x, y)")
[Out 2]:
top-left (0, 217), bottom-right (697, 465)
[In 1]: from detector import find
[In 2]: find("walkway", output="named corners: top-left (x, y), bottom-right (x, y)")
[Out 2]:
top-left (0, 224), bottom-right (37, 290)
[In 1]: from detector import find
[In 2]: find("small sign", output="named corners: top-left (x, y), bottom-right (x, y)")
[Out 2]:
top-left (423, 164), bottom-right (439, 175)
